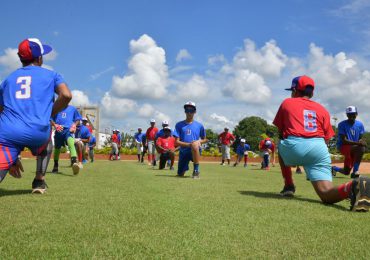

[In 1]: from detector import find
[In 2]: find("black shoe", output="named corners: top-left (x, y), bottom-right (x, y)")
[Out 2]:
top-left (331, 167), bottom-right (337, 177)
top-left (32, 179), bottom-right (48, 194)
top-left (192, 171), bottom-right (200, 179)
top-left (350, 171), bottom-right (360, 179)
top-left (280, 185), bottom-right (295, 197)
top-left (152, 160), bottom-right (156, 166)
top-left (295, 168), bottom-right (302, 174)
top-left (52, 163), bottom-right (58, 173)
top-left (350, 176), bottom-right (370, 212)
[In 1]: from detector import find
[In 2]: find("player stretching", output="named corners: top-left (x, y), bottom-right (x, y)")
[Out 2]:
top-left (332, 106), bottom-right (366, 178)
top-left (173, 102), bottom-right (207, 179)
top-left (146, 119), bottom-right (158, 166)
top-left (75, 122), bottom-right (91, 167)
top-left (156, 126), bottom-right (177, 170)
top-left (233, 139), bottom-right (250, 167)
top-left (0, 38), bottom-right (72, 193)
top-left (52, 105), bottom-right (82, 174)
top-left (218, 127), bottom-right (235, 166)
top-left (273, 75), bottom-right (370, 211)
top-left (259, 136), bottom-right (275, 169)
top-left (88, 135), bottom-right (96, 163)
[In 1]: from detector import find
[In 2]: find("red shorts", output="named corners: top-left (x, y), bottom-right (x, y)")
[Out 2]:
top-left (340, 145), bottom-right (354, 169)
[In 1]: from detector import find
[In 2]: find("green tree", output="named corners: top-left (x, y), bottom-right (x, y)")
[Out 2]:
top-left (233, 116), bottom-right (278, 151)
top-left (205, 129), bottom-right (219, 150)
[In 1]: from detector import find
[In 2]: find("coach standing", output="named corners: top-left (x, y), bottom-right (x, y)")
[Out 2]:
top-left (218, 127), bottom-right (235, 166)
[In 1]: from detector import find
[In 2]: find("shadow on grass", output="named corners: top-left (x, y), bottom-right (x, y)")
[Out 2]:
top-left (238, 190), bottom-right (348, 211)
top-left (0, 188), bottom-right (31, 197)
top-left (155, 174), bottom-right (191, 178)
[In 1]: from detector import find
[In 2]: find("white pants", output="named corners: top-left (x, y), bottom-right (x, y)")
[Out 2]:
top-left (221, 144), bottom-right (231, 160)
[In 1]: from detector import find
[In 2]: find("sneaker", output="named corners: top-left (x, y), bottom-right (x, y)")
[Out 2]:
top-left (72, 163), bottom-right (80, 175)
top-left (148, 162), bottom-right (152, 166)
top-left (280, 185), bottom-right (296, 197)
top-left (295, 168), bottom-right (302, 174)
top-left (152, 160), bottom-right (157, 166)
top-left (233, 163), bottom-right (237, 167)
top-left (220, 163), bottom-right (225, 166)
top-left (244, 164), bottom-right (247, 168)
top-left (52, 163), bottom-right (58, 173)
top-left (117, 156), bottom-right (121, 160)
top-left (331, 166), bottom-right (337, 177)
top-left (82, 159), bottom-right (88, 164)
top-left (351, 171), bottom-right (360, 179)
top-left (350, 176), bottom-right (370, 212)
top-left (170, 167), bottom-right (175, 170)
top-left (32, 179), bottom-right (47, 194)
top-left (192, 171), bottom-right (200, 179)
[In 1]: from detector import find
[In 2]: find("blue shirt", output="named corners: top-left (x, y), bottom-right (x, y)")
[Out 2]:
top-left (75, 125), bottom-right (91, 140)
top-left (52, 105), bottom-right (81, 129)
top-left (173, 120), bottom-right (206, 152)
top-left (0, 66), bottom-right (64, 146)
top-left (236, 144), bottom-right (251, 155)
top-left (337, 120), bottom-right (365, 149)
top-left (134, 132), bottom-right (145, 142)
top-left (89, 136), bottom-right (96, 149)
top-left (155, 129), bottom-right (175, 138)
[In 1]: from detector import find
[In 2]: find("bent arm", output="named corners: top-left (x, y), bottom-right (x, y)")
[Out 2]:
top-left (52, 83), bottom-right (72, 117)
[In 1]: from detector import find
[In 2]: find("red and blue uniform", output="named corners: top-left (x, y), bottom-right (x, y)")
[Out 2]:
top-left (76, 125), bottom-right (91, 140)
top-left (0, 66), bottom-right (64, 172)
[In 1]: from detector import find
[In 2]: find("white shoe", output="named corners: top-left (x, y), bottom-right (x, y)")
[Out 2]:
top-left (72, 163), bottom-right (80, 175)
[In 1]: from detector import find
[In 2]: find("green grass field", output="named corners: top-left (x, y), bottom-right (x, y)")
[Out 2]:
top-left (1, 159), bottom-right (369, 259)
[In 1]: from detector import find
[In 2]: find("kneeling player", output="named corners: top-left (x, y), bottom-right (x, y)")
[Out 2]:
top-left (233, 139), bottom-right (250, 167)
top-left (156, 127), bottom-right (177, 170)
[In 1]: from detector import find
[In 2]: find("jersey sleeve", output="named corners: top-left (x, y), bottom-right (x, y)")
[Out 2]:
top-left (173, 124), bottom-right (180, 138)
top-left (73, 109), bottom-right (82, 122)
top-left (54, 73), bottom-right (66, 91)
top-left (0, 81), bottom-right (4, 106)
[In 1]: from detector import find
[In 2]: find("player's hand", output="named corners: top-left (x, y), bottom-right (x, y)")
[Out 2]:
top-left (191, 140), bottom-right (201, 147)
top-left (75, 138), bottom-right (81, 143)
top-left (55, 124), bottom-right (64, 132)
top-left (69, 124), bottom-right (76, 133)
top-left (9, 159), bottom-right (24, 179)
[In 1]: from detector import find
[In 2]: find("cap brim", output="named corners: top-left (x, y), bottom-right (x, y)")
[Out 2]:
top-left (42, 44), bottom-right (52, 55)
top-left (284, 88), bottom-right (293, 91)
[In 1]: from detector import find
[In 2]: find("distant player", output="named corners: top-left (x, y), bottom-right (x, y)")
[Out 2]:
top-left (88, 135), bottom-right (96, 163)
top-left (134, 128), bottom-right (145, 162)
top-left (156, 127), bottom-right (177, 170)
top-left (109, 130), bottom-right (119, 160)
top-left (116, 129), bottom-right (122, 160)
top-left (141, 134), bottom-right (147, 163)
top-left (273, 75), bottom-right (370, 211)
top-left (146, 119), bottom-right (158, 166)
top-left (332, 106), bottom-right (366, 178)
top-left (0, 38), bottom-right (72, 193)
top-left (51, 105), bottom-right (82, 175)
top-left (233, 139), bottom-right (250, 167)
top-left (75, 122), bottom-right (91, 167)
top-left (259, 136), bottom-right (275, 170)
top-left (155, 120), bottom-right (174, 167)
top-left (218, 127), bottom-right (235, 166)
top-left (173, 102), bottom-right (207, 179)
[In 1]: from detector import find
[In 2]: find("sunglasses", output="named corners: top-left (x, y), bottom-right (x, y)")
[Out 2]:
top-left (185, 108), bottom-right (196, 113)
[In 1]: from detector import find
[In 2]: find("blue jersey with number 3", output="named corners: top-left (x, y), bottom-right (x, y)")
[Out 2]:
top-left (0, 66), bottom-right (64, 146)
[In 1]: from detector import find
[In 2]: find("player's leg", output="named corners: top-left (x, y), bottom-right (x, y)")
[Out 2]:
top-left (75, 141), bottom-right (84, 166)
top-left (233, 154), bottom-right (240, 167)
top-left (52, 133), bottom-right (65, 173)
top-left (332, 145), bottom-right (352, 175)
top-left (190, 142), bottom-right (201, 178)
top-left (225, 145), bottom-right (231, 165)
top-left (169, 152), bottom-right (175, 170)
top-left (159, 154), bottom-right (166, 170)
top-left (136, 143), bottom-right (141, 162)
top-left (278, 138), bottom-right (299, 196)
top-left (89, 148), bottom-right (94, 162)
top-left (244, 153), bottom-right (248, 167)
top-left (263, 152), bottom-right (270, 170)
top-left (0, 143), bottom-right (19, 183)
top-left (147, 141), bottom-right (153, 165)
top-left (350, 144), bottom-right (365, 178)
top-left (31, 140), bottom-right (53, 194)
top-left (220, 145), bottom-right (225, 165)
top-left (65, 137), bottom-right (79, 175)
top-left (177, 150), bottom-right (190, 177)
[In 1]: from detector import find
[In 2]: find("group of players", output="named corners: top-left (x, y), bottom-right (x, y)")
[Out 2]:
top-left (0, 38), bottom-right (369, 212)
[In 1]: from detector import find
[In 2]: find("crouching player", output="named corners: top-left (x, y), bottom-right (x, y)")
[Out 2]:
top-left (174, 102), bottom-right (207, 179)
top-left (156, 126), bottom-right (177, 170)
top-left (75, 122), bottom-right (91, 168)
top-left (274, 75), bottom-right (370, 211)
top-left (88, 135), bottom-right (96, 163)
top-left (233, 139), bottom-right (250, 167)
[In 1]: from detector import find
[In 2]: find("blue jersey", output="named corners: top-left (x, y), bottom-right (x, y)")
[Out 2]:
top-left (52, 105), bottom-right (81, 129)
top-left (337, 120), bottom-right (365, 149)
top-left (236, 144), bottom-right (251, 155)
top-left (89, 136), bottom-right (96, 149)
top-left (0, 66), bottom-right (64, 146)
top-left (155, 129), bottom-right (174, 138)
top-left (173, 120), bottom-right (206, 152)
top-left (134, 132), bottom-right (145, 142)
top-left (76, 125), bottom-right (91, 140)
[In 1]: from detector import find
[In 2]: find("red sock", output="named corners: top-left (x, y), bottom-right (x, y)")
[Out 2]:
top-left (338, 181), bottom-right (353, 199)
top-left (78, 152), bottom-right (83, 162)
top-left (281, 166), bottom-right (293, 186)
top-left (244, 155), bottom-right (248, 164)
top-left (148, 154), bottom-right (151, 163)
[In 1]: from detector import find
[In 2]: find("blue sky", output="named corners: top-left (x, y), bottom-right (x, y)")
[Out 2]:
top-left (1, 0), bottom-right (370, 133)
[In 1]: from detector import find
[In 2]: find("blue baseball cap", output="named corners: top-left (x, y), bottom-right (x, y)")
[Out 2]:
top-left (18, 38), bottom-right (52, 61)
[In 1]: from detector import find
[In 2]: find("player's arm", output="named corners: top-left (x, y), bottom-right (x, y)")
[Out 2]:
top-left (175, 137), bottom-right (192, 148)
top-left (50, 119), bottom-right (63, 132)
top-left (52, 83), bottom-right (72, 117)
top-left (341, 134), bottom-right (365, 146)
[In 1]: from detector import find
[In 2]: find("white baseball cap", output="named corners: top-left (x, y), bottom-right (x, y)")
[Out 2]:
top-left (184, 101), bottom-right (196, 109)
top-left (240, 138), bottom-right (246, 143)
top-left (162, 120), bottom-right (169, 125)
top-left (150, 119), bottom-right (156, 123)
top-left (346, 106), bottom-right (357, 114)
top-left (163, 126), bottom-right (171, 131)
top-left (82, 117), bottom-right (88, 121)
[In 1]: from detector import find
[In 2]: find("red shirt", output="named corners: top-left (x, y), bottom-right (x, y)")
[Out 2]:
top-left (218, 132), bottom-right (235, 145)
top-left (156, 136), bottom-right (175, 153)
top-left (111, 134), bottom-right (119, 144)
top-left (259, 138), bottom-right (275, 152)
top-left (273, 97), bottom-right (334, 140)
top-left (146, 127), bottom-right (158, 141)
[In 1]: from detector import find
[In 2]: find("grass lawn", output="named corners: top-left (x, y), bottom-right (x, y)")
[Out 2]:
top-left (0, 159), bottom-right (369, 259)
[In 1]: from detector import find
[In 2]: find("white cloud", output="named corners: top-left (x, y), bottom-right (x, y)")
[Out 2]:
top-left (111, 34), bottom-right (169, 99)
top-left (154, 110), bottom-right (171, 125)
top-left (100, 92), bottom-right (137, 118)
top-left (138, 103), bottom-right (155, 117)
top-left (223, 69), bottom-right (271, 104)
top-left (176, 74), bottom-right (209, 100)
top-left (43, 50), bottom-right (58, 61)
top-left (70, 90), bottom-right (91, 107)
top-left (0, 48), bottom-right (21, 72)
top-left (208, 54), bottom-right (226, 65)
top-left (176, 49), bottom-right (192, 62)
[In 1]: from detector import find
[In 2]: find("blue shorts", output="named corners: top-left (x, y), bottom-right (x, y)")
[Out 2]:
top-left (278, 136), bottom-right (332, 182)
top-left (178, 149), bottom-right (193, 175)
top-left (54, 129), bottom-right (74, 149)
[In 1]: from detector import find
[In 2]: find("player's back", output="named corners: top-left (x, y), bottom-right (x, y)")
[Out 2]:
top-left (0, 66), bottom-right (58, 146)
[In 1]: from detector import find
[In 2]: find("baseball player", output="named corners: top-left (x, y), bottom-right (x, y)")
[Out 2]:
top-left (0, 38), bottom-right (72, 193)
top-left (134, 128), bottom-right (145, 162)
top-left (51, 105), bottom-right (82, 174)
top-left (109, 130), bottom-right (119, 160)
top-left (173, 101), bottom-right (207, 179)
top-left (156, 126), bottom-right (177, 170)
top-left (332, 106), bottom-right (366, 178)
top-left (218, 127), bottom-right (235, 166)
top-left (259, 136), bottom-right (276, 170)
top-left (75, 122), bottom-right (91, 167)
top-left (146, 119), bottom-right (158, 166)
top-left (233, 139), bottom-right (250, 167)
top-left (273, 75), bottom-right (370, 211)
top-left (88, 135), bottom-right (96, 162)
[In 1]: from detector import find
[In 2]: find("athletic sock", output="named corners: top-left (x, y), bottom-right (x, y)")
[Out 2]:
top-left (148, 154), bottom-right (151, 163)
top-left (332, 166), bottom-right (342, 172)
top-left (244, 155), bottom-right (248, 164)
top-left (67, 137), bottom-right (77, 157)
top-left (353, 162), bottom-right (360, 173)
top-left (54, 148), bottom-right (61, 161)
top-left (282, 166), bottom-right (293, 186)
top-left (194, 163), bottom-right (199, 172)
top-left (337, 181), bottom-right (353, 199)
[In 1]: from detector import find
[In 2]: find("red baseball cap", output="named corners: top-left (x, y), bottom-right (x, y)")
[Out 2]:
top-left (285, 75), bottom-right (315, 91)
top-left (18, 38), bottom-right (52, 61)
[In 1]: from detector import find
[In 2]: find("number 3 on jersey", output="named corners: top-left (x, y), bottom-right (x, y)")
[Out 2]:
top-left (16, 76), bottom-right (31, 99)
top-left (303, 110), bottom-right (317, 132)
